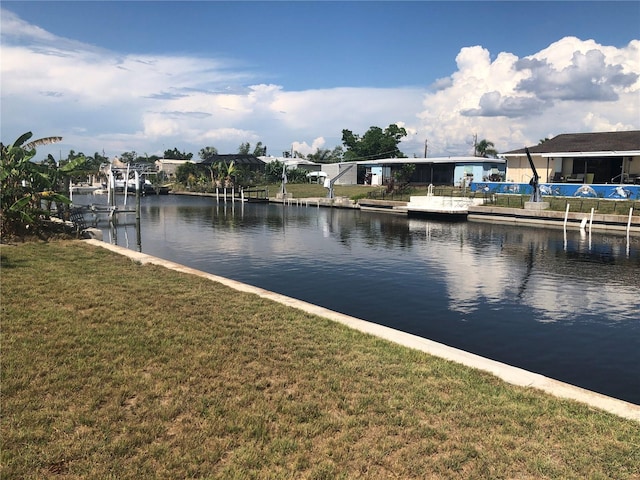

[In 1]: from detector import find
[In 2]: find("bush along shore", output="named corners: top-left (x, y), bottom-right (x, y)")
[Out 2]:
top-left (2, 241), bottom-right (639, 479)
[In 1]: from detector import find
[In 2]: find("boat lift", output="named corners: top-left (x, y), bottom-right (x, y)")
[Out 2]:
top-left (70, 168), bottom-right (139, 227)
top-left (324, 164), bottom-right (355, 199)
top-left (526, 147), bottom-right (542, 203)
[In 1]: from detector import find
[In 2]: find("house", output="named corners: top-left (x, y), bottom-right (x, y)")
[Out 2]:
top-left (254, 155), bottom-right (506, 187)
top-left (356, 157), bottom-right (506, 187)
top-left (155, 158), bottom-right (194, 181)
top-left (502, 131), bottom-right (640, 185)
top-left (200, 154), bottom-right (266, 171)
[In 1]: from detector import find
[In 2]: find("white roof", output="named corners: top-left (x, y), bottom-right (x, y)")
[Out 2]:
top-left (155, 158), bottom-right (194, 164)
top-left (258, 156), bottom-right (320, 167)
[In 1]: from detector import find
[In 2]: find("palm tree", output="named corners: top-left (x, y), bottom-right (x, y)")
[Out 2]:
top-left (475, 139), bottom-right (498, 158)
top-left (224, 160), bottom-right (236, 187)
top-left (199, 146), bottom-right (218, 161)
top-left (252, 142), bottom-right (266, 156)
top-left (210, 160), bottom-right (237, 188)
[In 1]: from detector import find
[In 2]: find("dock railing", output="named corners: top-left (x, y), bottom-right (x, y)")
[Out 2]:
top-left (366, 185), bottom-right (481, 203)
top-left (240, 187), bottom-right (269, 202)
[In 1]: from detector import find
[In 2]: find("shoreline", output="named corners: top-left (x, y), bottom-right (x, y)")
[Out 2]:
top-left (171, 191), bottom-right (640, 235)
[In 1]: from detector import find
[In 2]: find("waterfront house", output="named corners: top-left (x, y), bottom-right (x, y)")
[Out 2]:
top-left (200, 154), bottom-right (266, 171)
top-left (502, 131), bottom-right (640, 185)
top-left (356, 157), bottom-right (506, 187)
top-left (155, 158), bottom-right (194, 181)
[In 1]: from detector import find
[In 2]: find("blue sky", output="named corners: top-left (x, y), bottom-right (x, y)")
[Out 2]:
top-left (1, 1), bottom-right (639, 160)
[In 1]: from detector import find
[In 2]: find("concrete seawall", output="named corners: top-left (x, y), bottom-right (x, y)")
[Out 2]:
top-left (468, 205), bottom-right (640, 234)
top-left (172, 191), bottom-right (639, 235)
top-left (85, 239), bottom-right (640, 422)
top-left (271, 195), bottom-right (640, 235)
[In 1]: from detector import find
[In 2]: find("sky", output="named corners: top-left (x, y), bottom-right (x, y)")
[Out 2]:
top-left (1, 1), bottom-right (639, 161)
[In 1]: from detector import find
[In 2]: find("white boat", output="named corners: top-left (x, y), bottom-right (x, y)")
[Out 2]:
top-left (70, 184), bottom-right (101, 194)
top-left (113, 178), bottom-right (169, 195)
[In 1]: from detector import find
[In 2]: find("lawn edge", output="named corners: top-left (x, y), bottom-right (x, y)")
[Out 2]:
top-left (83, 238), bottom-right (640, 422)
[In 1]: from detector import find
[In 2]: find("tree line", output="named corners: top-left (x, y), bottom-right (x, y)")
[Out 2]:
top-left (143, 124), bottom-right (411, 165)
top-left (1, 126), bottom-right (499, 238)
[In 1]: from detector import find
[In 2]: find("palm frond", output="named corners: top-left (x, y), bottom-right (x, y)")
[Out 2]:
top-left (12, 132), bottom-right (34, 149)
top-left (24, 136), bottom-right (63, 150)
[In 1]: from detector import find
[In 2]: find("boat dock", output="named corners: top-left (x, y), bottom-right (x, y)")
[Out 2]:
top-left (70, 204), bottom-right (137, 228)
top-left (468, 205), bottom-right (640, 234)
top-left (405, 195), bottom-right (485, 218)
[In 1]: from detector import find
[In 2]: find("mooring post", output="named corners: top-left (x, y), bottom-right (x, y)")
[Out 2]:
top-left (108, 169), bottom-right (115, 207)
top-left (627, 207), bottom-right (633, 251)
top-left (135, 171), bottom-right (141, 222)
top-left (123, 163), bottom-right (130, 207)
top-left (135, 171), bottom-right (142, 252)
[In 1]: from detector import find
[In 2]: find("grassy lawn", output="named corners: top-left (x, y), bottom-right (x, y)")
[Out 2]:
top-left (257, 183), bottom-right (389, 201)
top-left (489, 194), bottom-right (640, 216)
top-left (2, 241), bottom-right (639, 479)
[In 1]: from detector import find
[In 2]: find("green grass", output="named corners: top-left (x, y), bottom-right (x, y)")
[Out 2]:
top-left (490, 194), bottom-right (640, 216)
top-left (2, 241), bottom-right (639, 479)
top-left (256, 183), bottom-right (389, 201)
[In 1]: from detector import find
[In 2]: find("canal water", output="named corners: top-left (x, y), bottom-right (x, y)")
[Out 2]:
top-left (76, 194), bottom-right (640, 405)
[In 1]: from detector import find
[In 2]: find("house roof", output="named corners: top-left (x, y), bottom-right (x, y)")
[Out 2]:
top-left (358, 156), bottom-right (505, 166)
top-left (259, 156), bottom-right (320, 167)
top-left (155, 158), bottom-right (194, 164)
top-left (503, 130), bottom-right (640, 156)
top-left (200, 154), bottom-right (265, 166)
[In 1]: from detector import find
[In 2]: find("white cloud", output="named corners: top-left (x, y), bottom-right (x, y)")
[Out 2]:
top-left (1, 8), bottom-right (638, 161)
top-left (292, 137), bottom-right (326, 156)
top-left (414, 37), bottom-right (640, 156)
top-left (516, 49), bottom-right (637, 101)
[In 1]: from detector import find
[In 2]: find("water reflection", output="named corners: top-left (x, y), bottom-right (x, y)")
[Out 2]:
top-left (407, 220), bottom-right (639, 322)
top-left (76, 194), bottom-right (640, 404)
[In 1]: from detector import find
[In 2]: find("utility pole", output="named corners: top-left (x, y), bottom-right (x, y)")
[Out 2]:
top-left (424, 139), bottom-right (428, 158)
top-left (473, 134), bottom-right (478, 156)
